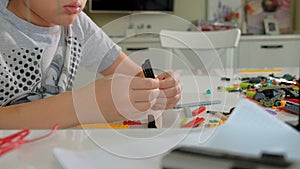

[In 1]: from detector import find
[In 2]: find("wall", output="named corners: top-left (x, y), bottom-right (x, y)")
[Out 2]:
top-left (84, 0), bottom-right (299, 33)
top-left (295, 0), bottom-right (300, 32)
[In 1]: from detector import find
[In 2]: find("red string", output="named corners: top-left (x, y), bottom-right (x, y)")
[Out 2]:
top-left (0, 123), bottom-right (59, 156)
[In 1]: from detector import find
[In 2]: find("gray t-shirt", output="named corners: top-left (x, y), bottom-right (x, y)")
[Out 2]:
top-left (0, 0), bottom-right (121, 106)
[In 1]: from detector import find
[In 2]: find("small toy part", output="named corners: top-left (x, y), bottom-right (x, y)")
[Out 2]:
top-left (207, 111), bottom-right (228, 121)
top-left (142, 59), bottom-right (155, 79)
top-left (209, 119), bottom-right (219, 123)
top-left (228, 89), bottom-right (242, 93)
top-left (281, 102), bottom-right (300, 115)
top-left (243, 90), bottom-right (256, 98)
top-left (228, 107), bottom-right (235, 115)
top-left (205, 119), bottom-right (226, 128)
top-left (253, 86), bottom-right (299, 103)
top-left (180, 117), bottom-right (189, 126)
top-left (174, 100), bottom-right (221, 109)
top-left (205, 123), bottom-right (217, 128)
top-left (123, 120), bottom-right (142, 125)
top-left (270, 73), bottom-right (297, 81)
top-left (221, 77), bottom-right (230, 81)
top-left (240, 76), bottom-right (268, 89)
top-left (147, 114), bottom-right (157, 128)
top-left (217, 86), bottom-right (225, 90)
top-left (273, 100), bottom-right (286, 108)
top-left (0, 124), bottom-right (58, 156)
top-left (206, 89), bottom-right (211, 95)
top-left (142, 59), bottom-right (157, 129)
top-left (77, 123), bottom-right (130, 129)
top-left (181, 117), bottom-right (205, 128)
top-left (225, 86), bottom-right (239, 92)
top-left (183, 107), bottom-right (193, 118)
top-left (269, 76), bottom-right (297, 86)
top-left (215, 112), bottom-right (228, 121)
top-left (265, 109), bottom-right (278, 115)
top-left (268, 79), bottom-right (273, 86)
top-left (192, 106), bottom-right (206, 116)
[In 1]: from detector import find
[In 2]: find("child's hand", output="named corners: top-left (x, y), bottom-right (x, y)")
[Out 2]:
top-left (94, 73), bottom-right (160, 120)
top-left (152, 72), bottom-right (182, 110)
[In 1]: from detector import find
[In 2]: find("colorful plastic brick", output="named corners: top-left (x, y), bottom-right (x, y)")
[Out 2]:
top-left (181, 117), bottom-right (205, 128)
top-left (192, 106), bottom-right (206, 116)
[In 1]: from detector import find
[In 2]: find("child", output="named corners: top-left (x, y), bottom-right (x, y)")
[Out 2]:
top-left (0, 0), bottom-right (181, 129)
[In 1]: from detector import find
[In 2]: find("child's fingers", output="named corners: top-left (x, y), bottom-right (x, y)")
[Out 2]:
top-left (158, 85), bottom-right (181, 98)
top-left (152, 94), bottom-right (181, 110)
top-left (132, 98), bottom-right (157, 112)
top-left (158, 72), bottom-right (180, 89)
top-left (131, 88), bottom-right (160, 102)
top-left (164, 94), bottom-right (181, 109)
top-left (130, 77), bottom-right (159, 90)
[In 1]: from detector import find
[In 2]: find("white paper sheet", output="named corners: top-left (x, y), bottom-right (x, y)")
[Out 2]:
top-left (53, 148), bottom-right (161, 169)
top-left (203, 99), bottom-right (300, 161)
top-left (53, 130), bottom-right (192, 169)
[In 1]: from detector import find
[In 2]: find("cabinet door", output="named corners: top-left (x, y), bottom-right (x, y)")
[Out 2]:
top-left (118, 40), bottom-right (173, 71)
top-left (238, 39), bottom-right (300, 69)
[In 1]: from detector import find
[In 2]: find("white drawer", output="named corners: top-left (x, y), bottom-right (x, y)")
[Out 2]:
top-left (119, 41), bottom-right (161, 55)
top-left (237, 36), bottom-right (300, 69)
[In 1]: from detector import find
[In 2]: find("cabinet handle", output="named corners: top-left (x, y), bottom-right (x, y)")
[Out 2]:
top-left (260, 45), bottom-right (283, 49)
top-left (126, 47), bottom-right (149, 51)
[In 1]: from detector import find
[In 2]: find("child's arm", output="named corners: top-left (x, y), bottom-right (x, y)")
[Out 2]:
top-left (0, 91), bottom-right (78, 129)
top-left (0, 52), bottom-right (159, 129)
top-left (0, 76), bottom-right (160, 129)
top-left (0, 52), bottom-right (180, 129)
top-left (100, 51), bottom-right (145, 77)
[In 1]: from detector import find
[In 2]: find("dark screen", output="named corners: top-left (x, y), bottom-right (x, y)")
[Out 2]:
top-left (91, 0), bottom-right (174, 12)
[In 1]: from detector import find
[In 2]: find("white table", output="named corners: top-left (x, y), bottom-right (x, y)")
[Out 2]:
top-left (1, 125), bottom-right (299, 169)
top-left (0, 75), bottom-right (298, 169)
top-left (0, 128), bottom-right (216, 169)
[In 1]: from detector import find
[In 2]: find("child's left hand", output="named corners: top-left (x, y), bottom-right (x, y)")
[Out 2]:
top-left (152, 72), bottom-right (181, 110)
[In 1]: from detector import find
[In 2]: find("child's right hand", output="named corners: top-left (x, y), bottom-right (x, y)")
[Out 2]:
top-left (94, 73), bottom-right (160, 120)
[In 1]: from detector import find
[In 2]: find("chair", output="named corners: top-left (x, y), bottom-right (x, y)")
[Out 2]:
top-left (159, 29), bottom-right (241, 78)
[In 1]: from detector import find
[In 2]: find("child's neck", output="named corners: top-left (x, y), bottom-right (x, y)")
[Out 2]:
top-left (7, 0), bottom-right (25, 20)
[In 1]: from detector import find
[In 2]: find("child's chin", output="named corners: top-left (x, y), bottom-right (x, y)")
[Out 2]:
top-left (58, 17), bottom-right (77, 26)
